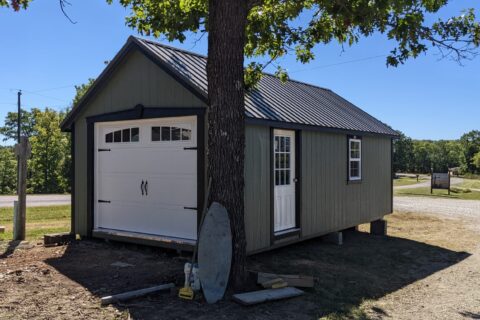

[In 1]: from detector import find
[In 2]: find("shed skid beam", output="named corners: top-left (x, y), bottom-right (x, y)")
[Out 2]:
top-left (370, 219), bottom-right (387, 236)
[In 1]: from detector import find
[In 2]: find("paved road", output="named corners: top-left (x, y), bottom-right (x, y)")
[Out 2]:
top-left (0, 195), bottom-right (71, 208)
top-left (394, 196), bottom-right (480, 220)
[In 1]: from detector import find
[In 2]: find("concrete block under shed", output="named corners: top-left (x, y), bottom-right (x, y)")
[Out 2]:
top-left (44, 232), bottom-right (74, 246)
top-left (370, 219), bottom-right (387, 236)
top-left (322, 231), bottom-right (343, 245)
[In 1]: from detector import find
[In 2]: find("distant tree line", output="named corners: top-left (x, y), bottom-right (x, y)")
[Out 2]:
top-left (394, 130), bottom-right (480, 174)
top-left (0, 79), bottom-right (94, 195)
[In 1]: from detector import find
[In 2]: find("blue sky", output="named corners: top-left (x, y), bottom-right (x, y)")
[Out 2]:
top-left (0, 0), bottom-right (479, 144)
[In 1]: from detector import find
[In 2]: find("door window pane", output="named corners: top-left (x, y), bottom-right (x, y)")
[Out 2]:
top-left (275, 170), bottom-right (280, 186)
top-left (151, 127), bottom-right (160, 141)
top-left (285, 169), bottom-right (290, 185)
top-left (274, 136), bottom-right (279, 152)
top-left (131, 128), bottom-right (139, 142)
top-left (285, 137), bottom-right (290, 152)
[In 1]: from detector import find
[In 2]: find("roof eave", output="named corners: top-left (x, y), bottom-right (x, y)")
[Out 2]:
top-left (61, 36), bottom-right (139, 131)
top-left (60, 36), bottom-right (209, 132)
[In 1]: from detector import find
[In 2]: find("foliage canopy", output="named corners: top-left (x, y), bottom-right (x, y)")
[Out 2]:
top-left (107, 0), bottom-right (480, 85)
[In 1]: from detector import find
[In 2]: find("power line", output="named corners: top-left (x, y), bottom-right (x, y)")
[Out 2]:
top-left (31, 84), bottom-right (76, 93)
top-left (18, 89), bottom-right (68, 103)
top-left (289, 54), bottom-right (387, 73)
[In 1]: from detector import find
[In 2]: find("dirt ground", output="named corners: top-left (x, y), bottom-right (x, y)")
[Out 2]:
top-left (0, 211), bottom-right (479, 320)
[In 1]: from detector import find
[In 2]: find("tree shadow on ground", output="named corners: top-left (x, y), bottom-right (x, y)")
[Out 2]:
top-left (45, 231), bottom-right (470, 320)
top-left (0, 240), bottom-right (29, 259)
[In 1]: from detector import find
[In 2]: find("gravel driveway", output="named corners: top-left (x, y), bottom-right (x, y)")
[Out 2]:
top-left (394, 196), bottom-right (480, 220)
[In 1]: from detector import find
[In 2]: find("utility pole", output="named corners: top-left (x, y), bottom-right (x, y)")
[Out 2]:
top-left (17, 90), bottom-right (21, 143)
top-left (13, 89), bottom-right (29, 241)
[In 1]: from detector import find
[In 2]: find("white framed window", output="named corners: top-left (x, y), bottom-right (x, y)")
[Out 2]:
top-left (349, 138), bottom-right (361, 181)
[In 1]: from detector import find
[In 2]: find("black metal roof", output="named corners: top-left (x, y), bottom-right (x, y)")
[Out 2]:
top-left (62, 36), bottom-right (398, 136)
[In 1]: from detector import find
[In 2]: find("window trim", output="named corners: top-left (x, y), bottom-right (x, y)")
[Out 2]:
top-left (348, 136), bottom-right (362, 181)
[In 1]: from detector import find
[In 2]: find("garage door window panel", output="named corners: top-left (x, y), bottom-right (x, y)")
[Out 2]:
top-left (105, 127), bottom-right (140, 144)
top-left (152, 126), bottom-right (192, 142)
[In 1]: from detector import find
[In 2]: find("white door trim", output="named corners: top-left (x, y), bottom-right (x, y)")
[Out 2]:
top-left (273, 129), bottom-right (297, 234)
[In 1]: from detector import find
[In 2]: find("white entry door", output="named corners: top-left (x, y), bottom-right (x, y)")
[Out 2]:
top-left (94, 116), bottom-right (198, 240)
top-left (273, 129), bottom-right (296, 233)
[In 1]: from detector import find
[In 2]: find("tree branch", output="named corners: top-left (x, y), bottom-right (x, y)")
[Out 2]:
top-left (59, 0), bottom-right (77, 24)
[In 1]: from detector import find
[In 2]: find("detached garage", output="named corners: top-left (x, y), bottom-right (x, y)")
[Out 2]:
top-left (61, 36), bottom-right (398, 254)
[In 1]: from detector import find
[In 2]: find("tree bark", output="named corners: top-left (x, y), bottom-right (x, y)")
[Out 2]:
top-left (207, 0), bottom-right (248, 290)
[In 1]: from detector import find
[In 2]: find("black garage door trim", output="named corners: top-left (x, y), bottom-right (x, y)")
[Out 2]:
top-left (85, 104), bottom-right (206, 238)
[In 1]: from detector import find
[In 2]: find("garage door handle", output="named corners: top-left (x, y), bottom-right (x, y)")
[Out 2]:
top-left (140, 180), bottom-right (144, 196)
top-left (184, 207), bottom-right (198, 211)
top-left (145, 180), bottom-right (148, 196)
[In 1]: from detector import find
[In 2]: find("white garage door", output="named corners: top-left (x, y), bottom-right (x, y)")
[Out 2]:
top-left (94, 116), bottom-right (198, 240)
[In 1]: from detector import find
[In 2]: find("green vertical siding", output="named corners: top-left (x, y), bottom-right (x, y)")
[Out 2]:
top-left (72, 47), bottom-right (392, 251)
top-left (301, 131), bottom-right (392, 237)
top-left (244, 125), bottom-right (271, 252)
top-left (73, 49), bottom-right (206, 236)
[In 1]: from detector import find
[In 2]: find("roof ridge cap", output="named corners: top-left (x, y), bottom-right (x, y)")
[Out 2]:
top-left (132, 36), bottom-right (208, 59)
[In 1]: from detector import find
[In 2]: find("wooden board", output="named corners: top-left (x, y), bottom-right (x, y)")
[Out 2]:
top-left (232, 287), bottom-right (304, 306)
top-left (198, 202), bottom-right (232, 304)
top-left (257, 272), bottom-right (314, 288)
top-left (100, 283), bottom-right (174, 305)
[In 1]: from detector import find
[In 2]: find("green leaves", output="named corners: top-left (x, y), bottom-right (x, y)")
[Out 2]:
top-left (0, 0), bottom-right (30, 11)
top-left (108, 0), bottom-right (479, 86)
top-left (108, 0), bottom-right (208, 41)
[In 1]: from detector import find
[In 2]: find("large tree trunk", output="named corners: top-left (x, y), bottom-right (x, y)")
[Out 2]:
top-left (207, 0), bottom-right (248, 290)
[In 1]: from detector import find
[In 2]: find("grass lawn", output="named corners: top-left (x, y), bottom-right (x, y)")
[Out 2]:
top-left (395, 186), bottom-right (480, 200)
top-left (460, 178), bottom-right (480, 190)
top-left (0, 205), bottom-right (70, 241)
top-left (393, 176), bottom-right (427, 187)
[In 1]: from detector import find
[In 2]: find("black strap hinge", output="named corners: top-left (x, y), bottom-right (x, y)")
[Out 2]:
top-left (184, 206), bottom-right (198, 210)
top-left (183, 147), bottom-right (197, 150)
top-left (98, 148), bottom-right (111, 152)
top-left (98, 200), bottom-right (111, 203)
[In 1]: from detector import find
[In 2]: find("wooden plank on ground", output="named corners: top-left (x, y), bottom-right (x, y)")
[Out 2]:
top-left (101, 283), bottom-right (175, 305)
top-left (257, 272), bottom-right (314, 288)
top-left (232, 287), bottom-right (304, 306)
